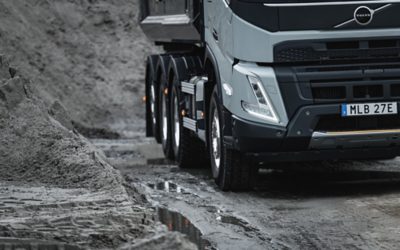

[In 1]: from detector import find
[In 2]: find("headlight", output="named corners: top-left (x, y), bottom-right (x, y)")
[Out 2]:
top-left (242, 75), bottom-right (279, 123)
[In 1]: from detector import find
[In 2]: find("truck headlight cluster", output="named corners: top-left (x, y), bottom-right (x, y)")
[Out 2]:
top-left (242, 75), bottom-right (279, 123)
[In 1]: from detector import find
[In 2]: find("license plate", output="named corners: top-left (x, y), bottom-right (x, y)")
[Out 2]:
top-left (341, 102), bottom-right (398, 117)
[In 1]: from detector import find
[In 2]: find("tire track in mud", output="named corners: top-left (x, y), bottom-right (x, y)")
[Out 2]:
top-left (0, 238), bottom-right (81, 250)
top-left (0, 184), bottom-right (156, 249)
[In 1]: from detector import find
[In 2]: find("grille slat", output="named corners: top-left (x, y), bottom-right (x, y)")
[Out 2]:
top-left (275, 39), bottom-right (400, 64)
top-left (312, 86), bottom-right (346, 100)
top-left (353, 85), bottom-right (383, 98)
top-left (293, 63), bottom-right (400, 102)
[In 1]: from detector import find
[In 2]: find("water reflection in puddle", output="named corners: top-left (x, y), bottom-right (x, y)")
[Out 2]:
top-left (148, 181), bottom-right (188, 194)
top-left (157, 208), bottom-right (212, 250)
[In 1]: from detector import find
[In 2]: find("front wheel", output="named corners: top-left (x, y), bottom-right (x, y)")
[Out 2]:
top-left (208, 86), bottom-right (258, 191)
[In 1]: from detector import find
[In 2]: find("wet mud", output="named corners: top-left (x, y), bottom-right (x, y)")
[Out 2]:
top-left (93, 138), bottom-right (400, 250)
top-left (157, 207), bottom-right (212, 250)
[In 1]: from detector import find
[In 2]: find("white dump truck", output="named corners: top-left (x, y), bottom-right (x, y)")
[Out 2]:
top-left (140, 0), bottom-right (400, 190)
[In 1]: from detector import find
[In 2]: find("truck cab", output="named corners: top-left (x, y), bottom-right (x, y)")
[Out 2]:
top-left (140, 0), bottom-right (400, 191)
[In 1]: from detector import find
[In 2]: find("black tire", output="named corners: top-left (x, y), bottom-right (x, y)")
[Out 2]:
top-left (208, 86), bottom-right (257, 191)
top-left (158, 76), bottom-right (174, 160)
top-left (145, 56), bottom-right (160, 142)
top-left (170, 75), bottom-right (209, 168)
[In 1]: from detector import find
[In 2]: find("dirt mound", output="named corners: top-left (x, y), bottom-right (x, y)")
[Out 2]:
top-left (0, 56), bottom-right (123, 190)
top-left (0, 0), bottom-right (159, 136)
top-left (0, 59), bottom-right (196, 248)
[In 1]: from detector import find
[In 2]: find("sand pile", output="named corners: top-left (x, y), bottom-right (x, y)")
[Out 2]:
top-left (0, 55), bottom-right (123, 190)
top-left (0, 56), bottom-right (196, 249)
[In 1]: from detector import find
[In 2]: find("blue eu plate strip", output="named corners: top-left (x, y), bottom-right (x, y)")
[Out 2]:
top-left (341, 104), bottom-right (347, 117)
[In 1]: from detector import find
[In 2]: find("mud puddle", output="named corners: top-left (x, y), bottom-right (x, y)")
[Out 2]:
top-left (157, 207), bottom-right (213, 250)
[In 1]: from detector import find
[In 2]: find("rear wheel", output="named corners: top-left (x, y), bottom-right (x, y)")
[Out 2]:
top-left (170, 74), bottom-right (208, 168)
top-left (171, 85), bottom-right (180, 158)
top-left (208, 86), bottom-right (257, 191)
top-left (145, 56), bottom-right (160, 141)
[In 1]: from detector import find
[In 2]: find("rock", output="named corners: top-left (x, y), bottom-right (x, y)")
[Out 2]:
top-left (49, 101), bottom-right (74, 130)
top-left (0, 77), bottom-right (30, 110)
top-left (0, 55), bottom-right (12, 82)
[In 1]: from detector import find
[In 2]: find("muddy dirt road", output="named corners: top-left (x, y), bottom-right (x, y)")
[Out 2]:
top-left (93, 137), bottom-right (400, 250)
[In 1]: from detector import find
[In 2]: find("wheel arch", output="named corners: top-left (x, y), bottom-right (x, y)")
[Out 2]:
top-left (204, 46), bottom-right (223, 149)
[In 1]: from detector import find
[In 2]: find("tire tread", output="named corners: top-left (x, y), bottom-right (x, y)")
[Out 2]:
top-left (178, 129), bottom-right (208, 168)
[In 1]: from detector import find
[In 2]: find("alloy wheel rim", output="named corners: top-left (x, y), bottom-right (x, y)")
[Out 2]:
top-left (150, 84), bottom-right (156, 125)
top-left (161, 91), bottom-right (168, 142)
top-left (173, 92), bottom-right (180, 150)
top-left (211, 110), bottom-right (221, 173)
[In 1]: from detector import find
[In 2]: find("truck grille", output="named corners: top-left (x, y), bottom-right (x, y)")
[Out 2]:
top-left (274, 39), bottom-right (400, 64)
top-left (312, 84), bottom-right (386, 100)
top-left (274, 62), bottom-right (400, 119)
top-left (296, 62), bottom-right (400, 102)
top-left (312, 86), bottom-right (346, 100)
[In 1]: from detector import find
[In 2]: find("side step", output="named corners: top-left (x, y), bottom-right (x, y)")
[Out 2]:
top-left (183, 117), bottom-right (197, 132)
top-left (180, 76), bottom-right (208, 141)
top-left (181, 81), bottom-right (195, 95)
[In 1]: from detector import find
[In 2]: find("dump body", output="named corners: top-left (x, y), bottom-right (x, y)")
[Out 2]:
top-left (139, 0), bottom-right (202, 43)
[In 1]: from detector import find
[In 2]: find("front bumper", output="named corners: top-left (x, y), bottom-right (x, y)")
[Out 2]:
top-left (224, 104), bottom-right (400, 162)
top-left (246, 147), bottom-right (400, 163)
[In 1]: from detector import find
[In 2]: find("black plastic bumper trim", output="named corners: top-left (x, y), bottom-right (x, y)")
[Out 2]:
top-left (246, 147), bottom-right (400, 162)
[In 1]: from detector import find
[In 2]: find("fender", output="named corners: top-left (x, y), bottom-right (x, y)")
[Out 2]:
top-left (204, 45), bottom-right (223, 103)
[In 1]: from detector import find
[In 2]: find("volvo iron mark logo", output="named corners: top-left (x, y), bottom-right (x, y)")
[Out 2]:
top-left (335, 4), bottom-right (392, 29)
top-left (354, 6), bottom-right (373, 26)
